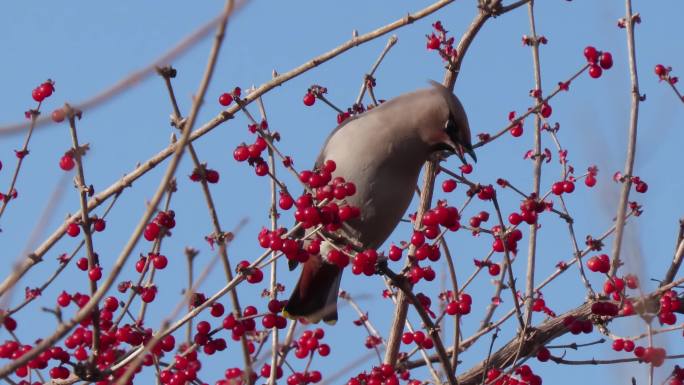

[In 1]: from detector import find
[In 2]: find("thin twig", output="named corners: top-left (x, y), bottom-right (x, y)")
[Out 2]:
top-left (609, 0), bottom-right (642, 277)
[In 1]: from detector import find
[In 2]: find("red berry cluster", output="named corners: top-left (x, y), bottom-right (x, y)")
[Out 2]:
top-left (631, 176), bottom-right (648, 193)
top-left (655, 64), bottom-right (679, 85)
top-left (509, 195), bottom-right (546, 226)
top-left (634, 346), bottom-right (668, 367)
top-left (422, 202), bottom-right (461, 233)
top-left (508, 111), bottom-right (524, 137)
top-left (667, 366), bottom-right (684, 385)
top-left (486, 365), bottom-right (542, 385)
top-left (492, 226), bottom-right (523, 254)
top-left (351, 249), bottom-right (379, 276)
top-left (286, 370), bottom-right (323, 385)
top-left (221, 367), bottom-right (257, 385)
top-left (233, 136), bottom-right (270, 177)
top-left (222, 309), bottom-right (257, 342)
top-left (445, 292), bottom-right (472, 316)
top-left (189, 167), bottom-right (220, 184)
top-left (31, 80), bottom-right (55, 103)
top-left (217, 87), bottom-right (241, 107)
top-left (135, 252), bottom-right (169, 273)
top-left (583, 46), bottom-right (613, 79)
top-left (294, 328), bottom-right (329, 359)
top-left (531, 297), bottom-right (556, 317)
top-left (426, 21), bottom-right (457, 64)
top-left (586, 254), bottom-right (610, 273)
top-left (347, 364), bottom-right (410, 385)
top-left (407, 262), bottom-right (436, 284)
top-left (261, 299), bottom-right (288, 329)
top-left (474, 259), bottom-right (501, 276)
top-left (469, 210), bottom-right (490, 228)
top-left (563, 315), bottom-right (593, 335)
top-left (550, 179), bottom-right (575, 195)
top-left (236, 260), bottom-right (264, 284)
top-left (143, 210), bottom-right (175, 241)
top-left (159, 346), bottom-right (207, 385)
top-left (611, 338), bottom-right (635, 353)
top-left (401, 330), bottom-right (435, 349)
top-left (591, 301), bottom-right (619, 317)
top-left (658, 290), bottom-right (680, 325)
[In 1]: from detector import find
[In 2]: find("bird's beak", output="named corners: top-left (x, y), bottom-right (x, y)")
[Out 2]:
top-left (463, 144), bottom-right (477, 163)
top-left (452, 143), bottom-right (476, 165)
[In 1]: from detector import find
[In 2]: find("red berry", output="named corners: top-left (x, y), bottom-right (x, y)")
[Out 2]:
top-left (323, 159), bottom-right (336, 173)
top-left (584, 46), bottom-right (599, 63)
top-left (57, 291), bottom-right (71, 307)
top-left (32, 88), bottom-right (45, 102)
top-left (427, 36), bottom-right (440, 50)
top-left (589, 64), bottom-right (603, 79)
top-left (460, 164), bottom-right (473, 174)
top-left (655, 64), bottom-right (667, 77)
top-left (66, 222), bottom-right (80, 237)
top-left (88, 266), bottom-right (102, 281)
top-left (59, 154), bottom-right (75, 171)
top-left (508, 212), bottom-right (522, 225)
top-left (563, 180), bottom-right (575, 193)
top-left (510, 123), bottom-right (523, 137)
top-left (303, 92), bottom-right (316, 106)
top-left (551, 182), bottom-right (564, 195)
top-left (39, 82), bottom-right (54, 98)
top-left (93, 218), bottom-right (106, 232)
top-left (153, 254), bottom-right (168, 269)
top-left (540, 103), bottom-right (552, 118)
top-left (411, 231), bottom-right (425, 247)
top-left (585, 174), bottom-right (597, 187)
top-left (206, 169), bottom-right (219, 184)
top-left (104, 296), bottom-right (119, 311)
top-left (488, 263), bottom-right (501, 276)
top-left (219, 93), bottom-right (233, 106)
top-left (599, 52), bottom-right (613, 69)
top-left (536, 347), bottom-right (550, 362)
top-left (442, 179), bottom-right (457, 192)
top-left (233, 145), bottom-right (249, 162)
top-left (51, 109), bottom-right (66, 123)
top-left (635, 181), bottom-right (648, 193)
top-left (144, 222), bottom-right (160, 241)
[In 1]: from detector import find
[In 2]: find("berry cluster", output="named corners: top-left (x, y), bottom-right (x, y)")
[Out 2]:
top-left (426, 21), bottom-right (457, 64)
top-left (217, 87), bottom-right (241, 107)
top-left (401, 330), bottom-right (435, 349)
top-left (583, 46), bottom-right (614, 79)
top-left (486, 365), bottom-right (542, 385)
top-left (655, 64), bottom-right (679, 85)
top-left (233, 135), bottom-right (270, 177)
top-left (143, 210), bottom-right (176, 242)
top-left (445, 292), bottom-right (472, 316)
top-left (31, 80), bottom-right (55, 103)
top-left (562, 315), bottom-right (593, 335)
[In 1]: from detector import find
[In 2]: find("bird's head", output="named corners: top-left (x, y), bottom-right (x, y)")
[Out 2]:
top-left (420, 81), bottom-right (477, 165)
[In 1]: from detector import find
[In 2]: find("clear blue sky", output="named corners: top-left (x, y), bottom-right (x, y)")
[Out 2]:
top-left (1, 1), bottom-right (683, 384)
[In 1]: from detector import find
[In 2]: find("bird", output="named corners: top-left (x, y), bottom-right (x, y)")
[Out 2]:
top-left (283, 81), bottom-right (476, 324)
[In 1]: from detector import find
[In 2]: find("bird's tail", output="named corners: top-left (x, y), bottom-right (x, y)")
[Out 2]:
top-left (283, 257), bottom-right (342, 325)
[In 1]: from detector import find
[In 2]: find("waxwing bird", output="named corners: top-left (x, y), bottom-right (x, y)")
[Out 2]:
top-left (283, 81), bottom-right (476, 324)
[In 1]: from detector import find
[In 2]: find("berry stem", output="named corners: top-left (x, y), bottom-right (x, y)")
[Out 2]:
top-left (609, 0), bottom-right (642, 277)
top-left (65, 105), bottom-right (102, 358)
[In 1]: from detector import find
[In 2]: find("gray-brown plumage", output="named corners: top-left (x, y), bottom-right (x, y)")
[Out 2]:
top-left (284, 82), bottom-right (476, 324)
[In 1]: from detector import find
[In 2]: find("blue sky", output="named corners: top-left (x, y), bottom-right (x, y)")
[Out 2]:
top-left (1, 1), bottom-right (683, 384)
